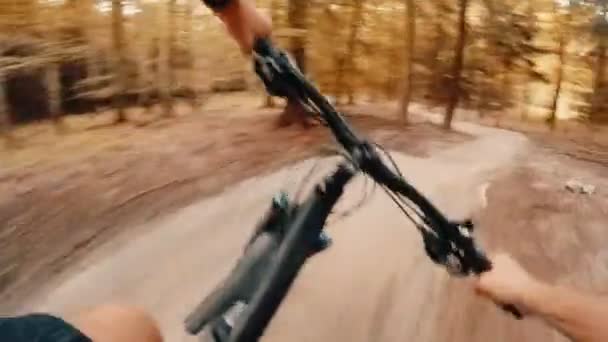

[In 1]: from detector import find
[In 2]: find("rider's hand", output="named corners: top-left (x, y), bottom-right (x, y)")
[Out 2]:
top-left (475, 253), bottom-right (542, 314)
top-left (217, 0), bottom-right (272, 54)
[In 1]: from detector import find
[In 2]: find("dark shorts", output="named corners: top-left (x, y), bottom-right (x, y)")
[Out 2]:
top-left (0, 314), bottom-right (92, 342)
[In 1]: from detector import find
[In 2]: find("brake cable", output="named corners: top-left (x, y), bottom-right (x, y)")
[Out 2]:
top-left (252, 37), bottom-right (522, 318)
top-left (253, 38), bottom-right (458, 264)
top-left (185, 38), bottom-right (520, 341)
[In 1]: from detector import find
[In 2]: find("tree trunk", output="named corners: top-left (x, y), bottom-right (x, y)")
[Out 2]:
top-left (161, 0), bottom-right (176, 117)
top-left (279, 0), bottom-right (311, 127)
top-left (287, 0), bottom-right (308, 73)
top-left (42, 3), bottom-right (64, 131)
top-left (135, 42), bottom-right (151, 110)
top-left (132, 0), bottom-right (151, 111)
top-left (500, 58), bottom-right (513, 109)
top-left (264, 0), bottom-right (281, 108)
top-left (0, 73), bottom-right (14, 145)
top-left (548, 14), bottom-right (567, 130)
top-left (444, 0), bottom-right (469, 129)
top-left (548, 34), bottom-right (565, 130)
top-left (521, 81), bottom-right (531, 121)
top-left (521, 0), bottom-right (535, 121)
top-left (591, 38), bottom-right (606, 121)
top-left (384, 50), bottom-right (400, 99)
top-left (46, 63), bottom-right (64, 130)
top-left (184, 0), bottom-right (198, 109)
top-left (345, 0), bottom-right (364, 105)
top-left (86, 50), bottom-right (102, 114)
top-left (334, 55), bottom-right (346, 104)
top-left (482, 0), bottom-right (507, 111)
top-left (41, 1), bottom-right (64, 129)
top-left (77, 0), bottom-right (101, 114)
top-left (472, 70), bottom-right (485, 115)
top-left (401, 0), bottom-right (416, 122)
top-left (112, 0), bottom-right (128, 123)
top-left (347, 92), bottom-right (355, 106)
top-left (428, 21), bottom-right (445, 98)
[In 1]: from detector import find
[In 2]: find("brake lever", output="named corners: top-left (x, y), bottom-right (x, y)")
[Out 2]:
top-left (422, 221), bottom-right (523, 319)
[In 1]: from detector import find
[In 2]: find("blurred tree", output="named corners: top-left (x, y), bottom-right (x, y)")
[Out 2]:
top-left (264, 0), bottom-right (282, 108)
top-left (0, 66), bottom-right (12, 145)
top-left (279, 0), bottom-right (315, 127)
top-left (75, 0), bottom-right (103, 114)
top-left (4, 0), bottom-right (608, 129)
top-left (375, 6), bottom-right (405, 101)
top-left (184, 0), bottom-right (199, 109)
top-left (161, 0), bottom-right (177, 117)
top-left (112, 0), bottom-right (128, 123)
top-left (344, 0), bottom-right (364, 104)
top-left (547, 2), bottom-right (571, 129)
top-left (4, 0), bottom-right (37, 32)
top-left (591, 1), bottom-right (608, 121)
top-left (330, 4), bottom-right (349, 104)
top-left (479, 0), bottom-right (541, 110)
top-left (521, 0), bottom-right (540, 120)
top-left (45, 62), bottom-right (63, 127)
top-left (415, 0), bottom-right (453, 105)
top-left (44, 4), bottom-right (65, 130)
top-left (287, 0), bottom-right (308, 73)
top-left (401, 0), bottom-right (416, 122)
top-left (133, 0), bottom-right (154, 110)
top-left (444, 0), bottom-right (469, 129)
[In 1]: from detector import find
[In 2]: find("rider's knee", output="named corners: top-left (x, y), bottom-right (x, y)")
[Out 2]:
top-left (72, 304), bottom-right (163, 342)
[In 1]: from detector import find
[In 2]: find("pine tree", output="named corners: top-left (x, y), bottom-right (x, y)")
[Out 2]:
top-left (444, 0), bottom-right (469, 129)
top-left (112, 0), bottom-right (128, 123)
top-left (401, 0), bottom-right (416, 122)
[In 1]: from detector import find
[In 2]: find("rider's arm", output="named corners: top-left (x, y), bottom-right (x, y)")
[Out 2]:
top-left (476, 253), bottom-right (608, 342)
top-left (203, 0), bottom-right (272, 53)
top-left (528, 283), bottom-right (608, 342)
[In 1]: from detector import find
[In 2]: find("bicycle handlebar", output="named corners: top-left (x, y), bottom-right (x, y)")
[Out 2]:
top-left (185, 37), bottom-right (520, 341)
top-left (253, 37), bottom-right (521, 317)
top-left (254, 37), bottom-right (492, 276)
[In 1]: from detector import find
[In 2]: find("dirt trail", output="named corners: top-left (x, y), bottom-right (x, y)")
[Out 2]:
top-left (18, 122), bottom-right (559, 342)
top-left (0, 111), bottom-right (467, 308)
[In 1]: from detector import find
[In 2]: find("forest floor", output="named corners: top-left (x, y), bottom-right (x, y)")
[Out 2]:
top-left (1, 96), bottom-right (608, 342)
top-left (0, 97), bottom-right (468, 312)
